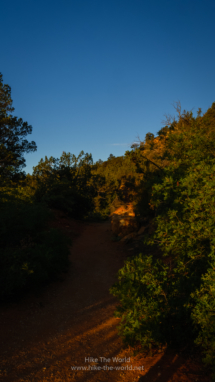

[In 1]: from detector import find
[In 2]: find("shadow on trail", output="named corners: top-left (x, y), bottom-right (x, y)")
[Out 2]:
top-left (0, 218), bottom-right (210, 382)
top-left (138, 348), bottom-right (208, 382)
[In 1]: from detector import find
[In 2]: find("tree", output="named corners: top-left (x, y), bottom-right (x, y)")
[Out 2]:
top-left (107, 153), bottom-right (115, 161)
top-left (0, 73), bottom-right (37, 182)
top-left (96, 159), bottom-right (103, 165)
top-left (145, 132), bottom-right (154, 142)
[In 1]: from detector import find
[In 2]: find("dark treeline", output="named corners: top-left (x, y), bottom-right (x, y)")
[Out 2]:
top-left (1, 73), bottom-right (215, 377)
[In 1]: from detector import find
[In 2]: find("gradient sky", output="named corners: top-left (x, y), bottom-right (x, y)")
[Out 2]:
top-left (1, 0), bottom-right (215, 174)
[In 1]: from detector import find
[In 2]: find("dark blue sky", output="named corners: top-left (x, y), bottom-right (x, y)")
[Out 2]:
top-left (1, 0), bottom-right (215, 173)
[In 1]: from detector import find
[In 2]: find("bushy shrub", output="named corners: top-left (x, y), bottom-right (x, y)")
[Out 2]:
top-left (0, 188), bottom-right (50, 247)
top-left (191, 266), bottom-right (215, 379)
top-left (0, 189), bottom-right (70, 300)
top-left (31, 152), bottom-right (96, 219)
top-left (110, 254), bottom-right (170, 348)
top-left (0, 228), bottom-right (70, 300)
top-left (33, 177), bottom-right (92, 219)
top-left (110, 104), bottom-right (215, 378)
top-left (111, 160), bottom-right (215, 350)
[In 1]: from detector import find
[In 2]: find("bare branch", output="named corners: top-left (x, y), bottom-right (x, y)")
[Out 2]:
top-left (161, 113), bottom-right (175, 127)
top-left (141, 154), bottom-right (163, 171)
top-left (172, 100), bottom-right (181, 118)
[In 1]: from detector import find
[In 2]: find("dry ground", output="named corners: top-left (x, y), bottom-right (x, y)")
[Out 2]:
top-left (0, 211), bottom-right (211, 381)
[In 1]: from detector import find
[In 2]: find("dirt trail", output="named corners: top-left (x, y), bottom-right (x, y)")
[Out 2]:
top-left (0, 212), bottom-right (211, 381)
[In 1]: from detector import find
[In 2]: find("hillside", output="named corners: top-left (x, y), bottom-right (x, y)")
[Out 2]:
top-left (1, 72), bottom-right (215, 380)
top-left (0, 211), bottom-right (210, 382)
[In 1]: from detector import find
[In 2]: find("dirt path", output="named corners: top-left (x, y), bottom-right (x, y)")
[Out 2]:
top-left (0, 212), bottom-right (211, 381)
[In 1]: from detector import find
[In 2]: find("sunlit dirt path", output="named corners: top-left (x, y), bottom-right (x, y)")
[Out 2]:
top-left (0, 212), bottom-right (211, 382)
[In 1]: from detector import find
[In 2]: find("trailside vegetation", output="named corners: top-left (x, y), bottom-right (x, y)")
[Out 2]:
top-left (0, 73), bottom-right (70, 300)
top-left (1, 71), bottom-right (215, 377)
top-left (110, 103), bottom-right (215, 379)
top-left (0, 73), bottom-right (37, 183)
top-left (30, 151), bottom-right (95, 219)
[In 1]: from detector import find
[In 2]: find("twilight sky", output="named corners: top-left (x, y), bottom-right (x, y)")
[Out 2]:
top-left (1, 0), bottom-right (215, 174)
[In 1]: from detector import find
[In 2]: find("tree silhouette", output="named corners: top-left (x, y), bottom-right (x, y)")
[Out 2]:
top-left (107, 153), bottom-right (115, 160)
top-left (0, 73), bottom-right (37, 182)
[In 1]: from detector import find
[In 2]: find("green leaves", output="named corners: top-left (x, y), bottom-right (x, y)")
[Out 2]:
top-left (110, 254), bottom-right (170, 347)
top-left (191, 266), bottom-right (215, 374)
top-left (31, 151), bottom-right (95, 218)
top-left (110, 103), bottom-right (215, 377)
top-left (0, 73), bottom-right (37, 181)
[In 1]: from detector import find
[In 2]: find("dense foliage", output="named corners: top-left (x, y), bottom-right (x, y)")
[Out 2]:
top-left (0, 73), bottom-right (36, 182)
top-left (0, 188), bottom-right (70, 299)
top-left (110, 103), bottom-right (215, 378)
top-left (0, 74), bottom-right (70, 300)
top-left (30, 151), bottom-right (95, 219)
top-left (1, 71), bottom-right (215, 377)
